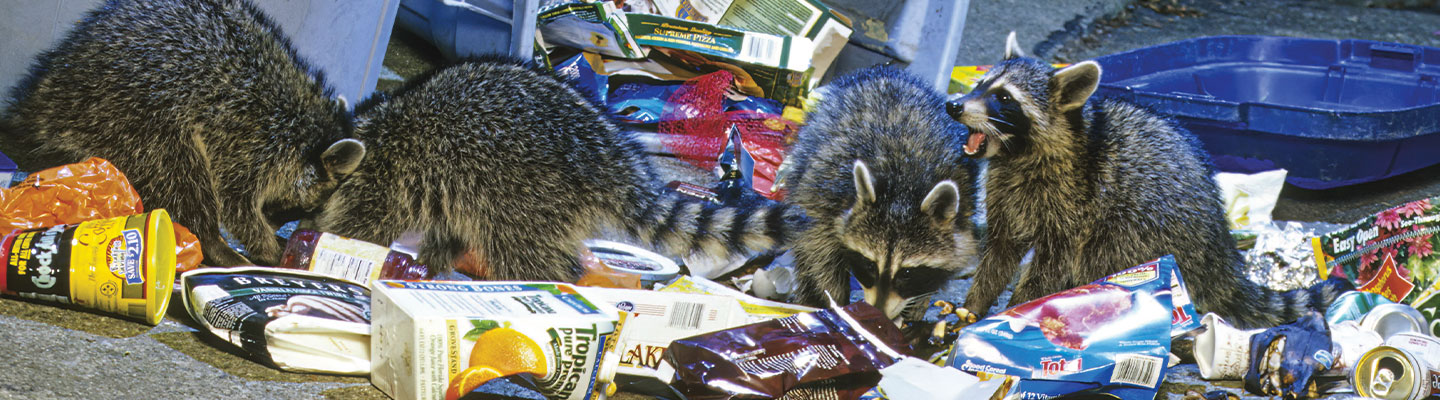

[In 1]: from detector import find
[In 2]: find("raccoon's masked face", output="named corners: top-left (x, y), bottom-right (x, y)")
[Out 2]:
top-left (946, 32), bottom-right (1043, 159)
top-left (836, 160), bottom-right (973, 320)
top-left (945, 32), bottom-right (1101, 160)
top-left (261, 138), bottom-right (367, 227)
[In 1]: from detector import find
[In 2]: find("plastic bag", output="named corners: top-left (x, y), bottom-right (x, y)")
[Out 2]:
top-left (948, 256), bottom-right (1197, 399)
top-left (181, 267), bottom-right (371, 375)
top-left (666, 302), bottom-right (910, 400)
top-left (1243, 313), bottom-right (1332, 399)
top-left (0, 157), bottom-right (202, 272)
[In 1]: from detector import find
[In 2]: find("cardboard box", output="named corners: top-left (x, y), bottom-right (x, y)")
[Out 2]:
top-left (627, 13), bottom-right (813, 106)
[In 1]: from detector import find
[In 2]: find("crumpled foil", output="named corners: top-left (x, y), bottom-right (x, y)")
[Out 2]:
top-left (1241, 221), bottom-right (1346, 291)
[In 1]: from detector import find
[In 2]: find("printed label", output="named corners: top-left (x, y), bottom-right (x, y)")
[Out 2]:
top-left (1038, 356), bottom-right (1081, 377)
top-left (1412, 290), bottom-right (1440, 337)
top-left (112, 229), bottom-right (144, 285)
top-left (5, 224), bottom-right (74, 301)
top-left (309, 232), bottom-right (388, 285)
top-left (1313, 350), bottom-right (1334, 370)
top-left (1430, 370), bottom-right (1440, 396)
top-left (1111, 354), bottom-right (1162, 388)
top-left (542, 325), bottom-right (607, 399)
top-left (1106, 263), bottom-right (1159, 287)
top-left (1358, 255), bottom-right (1416, 302)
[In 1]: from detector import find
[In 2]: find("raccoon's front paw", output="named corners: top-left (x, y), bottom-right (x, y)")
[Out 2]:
top-left (925, 301), bottom-right (980, 346)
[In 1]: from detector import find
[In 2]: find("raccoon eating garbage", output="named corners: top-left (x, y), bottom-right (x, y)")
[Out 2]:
top-left (0, 0), bottom-right (364, 267)
top-left (946, 33), bottom-right (1351, 328)
top-left (786, 67), bottom-right (981, 320)
top-left (315, 58), bottom-right (808, 282)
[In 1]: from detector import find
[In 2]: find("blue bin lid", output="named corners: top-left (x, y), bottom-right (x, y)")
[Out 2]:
top-left (1093, 35), bottom-right (1440, 142)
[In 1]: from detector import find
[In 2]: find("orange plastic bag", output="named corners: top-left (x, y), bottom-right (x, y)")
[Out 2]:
top-left (0, 157), bottom-right (203, 272)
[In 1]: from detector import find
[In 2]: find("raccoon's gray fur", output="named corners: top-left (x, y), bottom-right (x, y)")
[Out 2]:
top-left (786, 67), bottom-right (980, 320)
top-left (315, 58), bottom-right (807, 281)
top-left (946, 33), bottom-right (1351, 328)
top-left (0, 0), bottom-right (364, 267)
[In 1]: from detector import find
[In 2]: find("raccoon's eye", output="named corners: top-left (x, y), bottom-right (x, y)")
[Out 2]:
top-left (994, 91), bottom-right (1013, 103)
top-left (894, 266), bottom-right (954, 298)
top-left (839, 249), bottom-right (877, 288)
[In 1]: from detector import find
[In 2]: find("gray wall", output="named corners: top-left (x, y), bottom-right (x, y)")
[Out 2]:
top-left (0, 0), bottom-right (400, 105)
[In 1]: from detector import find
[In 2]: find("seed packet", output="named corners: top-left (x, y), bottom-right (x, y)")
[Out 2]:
top-left (948, 256), bottom-right (1195, 399)
top-left (1312, 195), bottom-right (1440, 336)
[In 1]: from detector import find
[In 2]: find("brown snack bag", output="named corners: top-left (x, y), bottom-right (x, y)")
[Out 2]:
top-left (666, 302), bottom-right (910, 399)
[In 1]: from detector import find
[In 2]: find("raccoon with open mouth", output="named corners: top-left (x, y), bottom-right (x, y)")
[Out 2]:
top-left (946, 33), bottom-right (1350, 328)
top-left (787, 67), bottom-right (981, 320)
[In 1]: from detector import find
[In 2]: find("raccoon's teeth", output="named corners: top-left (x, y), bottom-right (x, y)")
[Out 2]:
top-left (964, 132), bottom-right (987, 155)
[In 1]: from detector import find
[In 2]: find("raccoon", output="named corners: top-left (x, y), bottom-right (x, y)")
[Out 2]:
top-left (315, 58), bottom-right (807, 281)
top-left (0, 0), bottom-right (364, 267)
top-left (946, 33), bottom-right (1351, 328)
top-left (786, 67), bottom-right (981, 320)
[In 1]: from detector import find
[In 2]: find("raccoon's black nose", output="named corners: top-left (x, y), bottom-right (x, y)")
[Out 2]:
top-left (945, 100), bottom-right (964, 119)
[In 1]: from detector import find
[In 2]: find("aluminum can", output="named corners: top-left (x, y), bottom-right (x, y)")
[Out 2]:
top-left (1387, 332), bottom-right (1440, 368)
top-left (1363, 303), bottom-right (1430, 340)
top-left (1327, 290), bottom-right (1392, 326)
top-left (1351, 345), bottom-right (1440, 400)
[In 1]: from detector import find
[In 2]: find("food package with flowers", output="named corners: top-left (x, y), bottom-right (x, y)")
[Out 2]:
top-left (1312, 195), bottom-right (1440, 336)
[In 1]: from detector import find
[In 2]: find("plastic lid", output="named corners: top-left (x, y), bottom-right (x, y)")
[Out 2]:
top-left (144, 209), bottom-right (177, 325)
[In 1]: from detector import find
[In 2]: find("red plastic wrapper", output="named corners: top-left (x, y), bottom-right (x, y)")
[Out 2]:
top-left (0, 157), bottom-right (203, 272)
top-left (658, 70), bottom-right (796, 201)
top-left (666, 302), bottom-right (911, 400)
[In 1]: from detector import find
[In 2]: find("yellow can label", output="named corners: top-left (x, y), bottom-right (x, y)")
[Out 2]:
top-left (3, 210), bottom-right (176, 324)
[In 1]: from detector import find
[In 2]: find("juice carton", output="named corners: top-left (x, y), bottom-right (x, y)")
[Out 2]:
top-left (370, 281), bottom-right (617, 400)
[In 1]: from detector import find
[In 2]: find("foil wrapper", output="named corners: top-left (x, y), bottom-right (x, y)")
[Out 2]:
top-left (1242, 221), bottom-right (1346, 292)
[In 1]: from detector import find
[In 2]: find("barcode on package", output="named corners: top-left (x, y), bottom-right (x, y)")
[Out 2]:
top-left (739, 33), bottom-right (781, 66)
top-left (667, 302), bottom-right (705, 330)
top-left (313, 248), bottom-right (377, 284)
top-left (1110, 354), bottom-right (1162, 388)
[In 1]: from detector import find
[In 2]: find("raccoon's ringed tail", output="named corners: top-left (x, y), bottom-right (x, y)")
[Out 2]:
top-left (633, 190), bottom-right (806, 258)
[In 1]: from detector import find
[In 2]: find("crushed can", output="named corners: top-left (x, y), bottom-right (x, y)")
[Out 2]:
top-left (1328, 290), bottom-right (1394, 326)
top-left (1362, 303), bottom-right (1430, 340)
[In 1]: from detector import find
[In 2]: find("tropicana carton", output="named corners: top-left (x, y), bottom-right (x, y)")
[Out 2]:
top-left (370, 280), bottom-right (618, 400)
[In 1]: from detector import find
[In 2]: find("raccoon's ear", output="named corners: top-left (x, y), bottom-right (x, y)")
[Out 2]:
top-left (322, 138), bottom-right (367, 176)
top-left (852, 160), bottom-right (877, 208)
top-left (1003, 31), bottom-right (1025, 60)
top-left (921, 180), bottom-right (960, 223)
top-left (1051, 61), bottom-right (1101, 112)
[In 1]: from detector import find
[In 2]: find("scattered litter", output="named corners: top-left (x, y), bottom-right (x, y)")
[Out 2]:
top-left (1313, 195), bottom-right (1440, 337)
top-left (948, 256), bottom-right (1197, 399)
